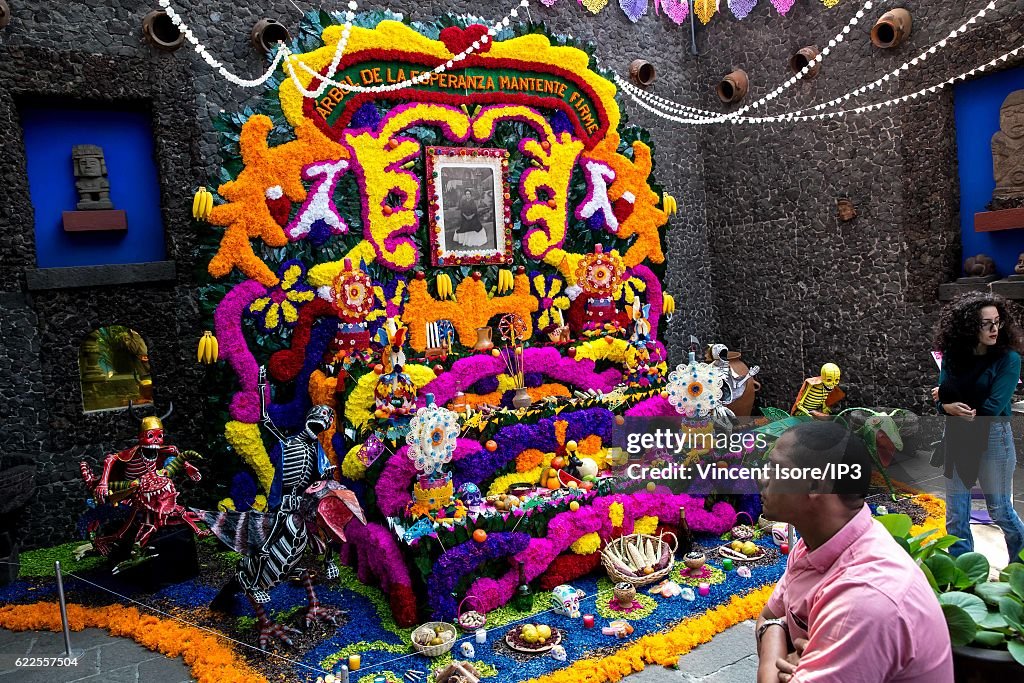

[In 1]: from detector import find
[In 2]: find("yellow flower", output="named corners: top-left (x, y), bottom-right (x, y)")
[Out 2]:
top-left (570, 532), bottom-right (601, 555)
top-left (609, 501), bottom-right (625, 528)
top-left (633, 516), bottom-right (659, 536)
top-left (225, 421), bottom-right (275, 493)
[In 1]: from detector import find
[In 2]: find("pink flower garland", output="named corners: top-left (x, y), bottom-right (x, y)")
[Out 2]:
top-left (625, 393), bottom-right (675, 417)
top-left (629, 265), bottom-right (663, 340)
top-left (336, 521), bottom-right (419, 626)
top-left (420, 346), bottom-right (621, 406)
top-left (215, 279), bottom-right (268, 423)
top-left (466, 491), bottom-right (735, 612)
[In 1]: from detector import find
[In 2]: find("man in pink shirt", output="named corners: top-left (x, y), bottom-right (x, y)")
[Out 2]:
top-left (755, 421), bottom-right (953, 683)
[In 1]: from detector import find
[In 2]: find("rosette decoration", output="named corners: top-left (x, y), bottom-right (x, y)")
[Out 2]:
top-left (406, 394), bottom-right (461, 476)
top-left (666, 360), bottom-right (724, 418)
top-left (327, 258), bottom-right (375, 322)
top-left (576, 244), bottom-right (626, 298)
top-left (248, 260), bottom-right (315, 331)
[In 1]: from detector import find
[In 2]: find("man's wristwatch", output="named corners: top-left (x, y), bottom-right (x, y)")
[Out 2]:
top-left (757, 618), bottom-right (788, 644)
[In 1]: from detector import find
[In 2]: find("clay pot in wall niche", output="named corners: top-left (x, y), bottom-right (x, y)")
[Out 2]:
top-left (629, 60), bottom-right (657, 87)
top-left (717, 69), bottom-right (749, 105)
top-left (837, 199), bottom-right (857, 222)
top-left (789, 46), bottom-right (821, 79)
top-left (142, 9), bottom-right (184, 51)
top-left (251, 18), bottom-right (291, 53)
top-left (0, 1), bottom-right (11, 30)
top-left (871, 9), bottom-right (912, 50)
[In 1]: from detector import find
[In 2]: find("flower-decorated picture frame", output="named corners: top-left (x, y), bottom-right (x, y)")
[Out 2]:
top-left (426, 146), bottom-right (513, 267)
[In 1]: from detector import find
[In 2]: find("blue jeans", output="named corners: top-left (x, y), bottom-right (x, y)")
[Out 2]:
top-left (946, 421), bottom-right (1024, 561)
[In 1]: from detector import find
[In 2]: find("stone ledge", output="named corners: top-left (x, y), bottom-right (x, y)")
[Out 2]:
top-left (25, 261), bottom-right (176, 291)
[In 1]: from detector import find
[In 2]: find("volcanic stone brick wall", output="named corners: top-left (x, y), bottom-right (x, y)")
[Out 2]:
top-left (0, 1), bottom-right (711, 547)
top-left (684, 0), bottom-right (1024, 410)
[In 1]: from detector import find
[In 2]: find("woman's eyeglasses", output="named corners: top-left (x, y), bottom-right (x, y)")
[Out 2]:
top-left (981, 319), bottom-right (1004, 332)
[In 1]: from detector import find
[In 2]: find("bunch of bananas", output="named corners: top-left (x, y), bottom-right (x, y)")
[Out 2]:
top-left (496, 269), bottom-right (515, 294)
top-left (197, 331), bottom-right (219, 364)
top-left (436, 273), bottom-right (454, 300)
top-left (662, 293), bottom-right (676, 316)
top-left (192, 187), bottom-right (214, 221)
top-left (662, 192), bottom-right (679, 217)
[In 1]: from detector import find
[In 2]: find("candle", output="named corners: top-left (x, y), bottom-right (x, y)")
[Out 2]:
top-left (339, 665), bottom-right (349, 683)
top-left (698, 582), bottom-right (710, 597)
top-left (348, 654), bottom-right (361, 671)
top-left (722, 558), bottom-right (733, 571)
top-left (475, 628), bottom-right (487, 643)
top-left (583, 614), bottom-right (595, 628)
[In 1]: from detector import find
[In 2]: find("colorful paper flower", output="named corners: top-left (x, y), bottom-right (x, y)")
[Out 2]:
top-left (248, 260), bottom-right (315, 331)
top-left (406, 402), bottom-right (461, 475)
top-left (667, 361), bottom-right (724, 418)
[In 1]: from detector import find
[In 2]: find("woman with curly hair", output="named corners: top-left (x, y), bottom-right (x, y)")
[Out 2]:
top-left (934, 291), bottom-right (1024, 560)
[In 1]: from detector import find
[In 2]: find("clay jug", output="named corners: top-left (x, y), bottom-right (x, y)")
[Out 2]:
top-left (726, 352), bottom-right (759, 417)
top-left (512, 387), bottom-right (532, 409)
top-left (473, 326), bottom-right (494, 352)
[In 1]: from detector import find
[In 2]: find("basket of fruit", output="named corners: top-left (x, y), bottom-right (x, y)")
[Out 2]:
top-left (505, 623), bottom-right (560, 654)
top-left (601, 532), bottom-right (678, 586)
top-left (457, 595), bottom-right (487, 631)
top-left (719, 539), bottom-right (766, 562)
top-left (411, 622), bottom-right (457, 657)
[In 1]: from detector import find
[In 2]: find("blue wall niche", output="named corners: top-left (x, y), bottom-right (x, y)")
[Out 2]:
top-left (20, 103), bottom-right (167, 268)
top-left (955, 66), bottom-right (1024, 277)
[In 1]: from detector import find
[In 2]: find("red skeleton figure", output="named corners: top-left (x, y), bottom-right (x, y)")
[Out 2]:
top-left (79, 403), bottom-right (209, 567)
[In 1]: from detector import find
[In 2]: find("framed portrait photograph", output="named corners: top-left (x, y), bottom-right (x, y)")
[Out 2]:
top-left (425, 147), bottom-right (512, 266)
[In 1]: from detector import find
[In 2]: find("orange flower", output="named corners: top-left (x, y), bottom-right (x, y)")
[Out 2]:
top-left (517, 448), bottom-right (546, 472)
top-left (0, 602), bottom-right (265, 683)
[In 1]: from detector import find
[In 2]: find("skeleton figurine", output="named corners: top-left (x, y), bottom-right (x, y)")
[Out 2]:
top-left (792, 363), bottom-right (845, 418)
top-left (79, 402), bottom-right (208, 573)
top-left (200, 367), bottom-right (366, 649)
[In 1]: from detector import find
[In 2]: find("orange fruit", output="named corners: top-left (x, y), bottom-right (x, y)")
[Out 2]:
top-left (473, 529), bottom-right (487, 542)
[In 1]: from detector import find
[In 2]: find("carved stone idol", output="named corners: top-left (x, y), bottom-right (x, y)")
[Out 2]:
top-left (991, 90), bottom-right (1024, 209)
top-left (72, 144), bottom-right (113, 210)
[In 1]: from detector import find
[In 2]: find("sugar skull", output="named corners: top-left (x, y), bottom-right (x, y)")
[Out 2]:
top-left (550, 584), bottom-right (585, 618)
top-left (458, 482), bottom-right (484, 507)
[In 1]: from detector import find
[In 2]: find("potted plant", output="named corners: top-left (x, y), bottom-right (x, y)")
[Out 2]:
top-left (877, 513), bottom-right (1024, 680)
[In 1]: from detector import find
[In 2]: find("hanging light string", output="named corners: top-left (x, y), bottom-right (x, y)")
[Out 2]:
top-left (155, 0), bottom-right (535, 96)
top-left (286, 0), bottom-right (532, 97)
top-left (616, 39), bottom-right (1024, 125)
top-left (613, 0), bottom-right (875, 120)
top-left (617, 0), bottom-right (999, 125)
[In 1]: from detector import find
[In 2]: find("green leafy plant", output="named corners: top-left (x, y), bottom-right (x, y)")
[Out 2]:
top-left (878, 513), bottom-right (1024, 664)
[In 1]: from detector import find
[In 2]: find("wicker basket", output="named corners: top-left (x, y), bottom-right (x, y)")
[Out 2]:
top-left (457, 595), bottom-right (487, 631)
top-left (411, 622), bottom-right (457, 657)
top-left (601, 532), bottom-right (678, 587)
top-left (729, 512), bottom-right (756, 541)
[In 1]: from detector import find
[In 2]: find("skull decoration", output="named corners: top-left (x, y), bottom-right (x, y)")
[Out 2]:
top-left (458, 482), bottom-right (484, 507)
top-left (550, 584), bottom-right (586, 618)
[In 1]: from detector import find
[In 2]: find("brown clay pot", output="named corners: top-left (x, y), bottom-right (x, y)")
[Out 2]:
top-left (512, 387), bottom-right (532, 409)
top-left (629, 59), bottom-right (656, 87)
top-left (251, 18), bottom-right (291, 53)
top-left (871, 9), bottom-right (912, 49)
top-left (789, 46), bottom-right (821, 79)
top-left (613, 583), bottom-right (637, 606)
top-left (473, 326), bottom-right (494, 352)
top-left (717, 69), bottom-right (749, 105)
top-left (728, 352), bottom-right (759, 417)
top-left (0, 1), bottom-right (11, 30)
top-left (142, 10), bottom-right (184, 51)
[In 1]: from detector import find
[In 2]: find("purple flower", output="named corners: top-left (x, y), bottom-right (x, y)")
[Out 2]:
top-left (351, 102), bottom-right (383, 129)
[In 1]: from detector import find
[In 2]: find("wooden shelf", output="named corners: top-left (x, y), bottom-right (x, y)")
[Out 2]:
top-left (975, 207), bottom-right (1024, 232)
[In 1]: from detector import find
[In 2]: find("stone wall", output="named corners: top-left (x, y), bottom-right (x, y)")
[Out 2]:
top-left (0, 0), bottom-right (710, 547)
top-left (684, 0), bottom-right (1024, 409)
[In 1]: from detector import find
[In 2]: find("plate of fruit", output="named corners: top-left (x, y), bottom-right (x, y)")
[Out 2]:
top-left (505, 623), bottom-right (561, 653)
top-left (719, 540), bottom-right (766, 562)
